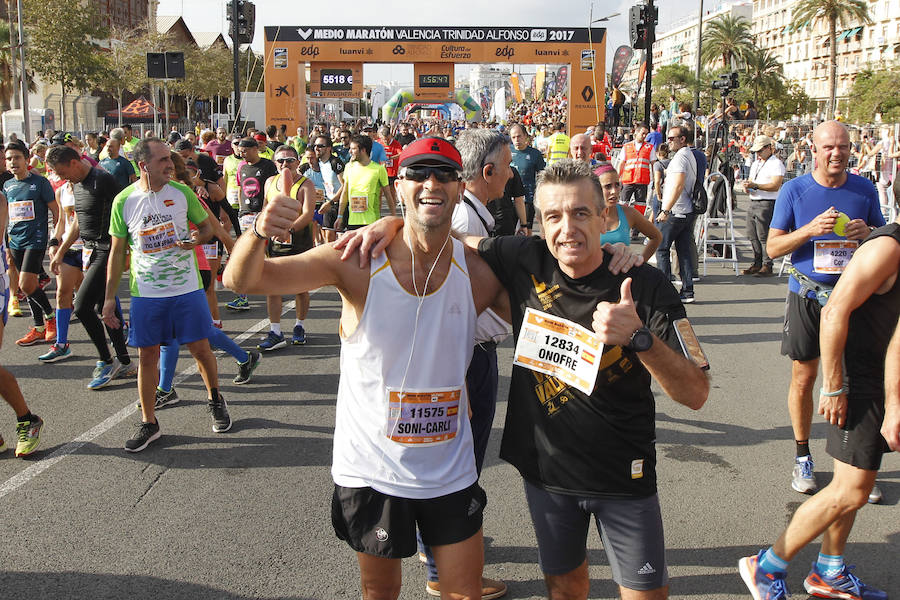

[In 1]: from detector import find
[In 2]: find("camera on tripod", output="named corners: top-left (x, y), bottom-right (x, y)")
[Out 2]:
top-left (712, 71), bottom-right (740, 92)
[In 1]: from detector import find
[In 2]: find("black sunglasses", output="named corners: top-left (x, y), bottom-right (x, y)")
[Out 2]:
top-left (313, 144), bottom-right (329, 148)
top-left (401, 165), bottom-right (460, 183)
top-left (275, 157), bottom-right (298, 164)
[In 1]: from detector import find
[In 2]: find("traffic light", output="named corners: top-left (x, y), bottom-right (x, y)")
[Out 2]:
top-left (226, 0), bottom-right (255, 45)
top-left (629, 3), bottom-right (657, 49)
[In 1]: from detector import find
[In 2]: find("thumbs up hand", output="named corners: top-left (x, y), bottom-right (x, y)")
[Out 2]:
top-left (591, 278), bottom-right (643, 346)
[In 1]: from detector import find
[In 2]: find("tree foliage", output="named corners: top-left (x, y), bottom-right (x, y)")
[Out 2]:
top-left (790, 0), bottom-right (870, 118)
top-left (846, 66), bottom-right (900, 123)
top-left (743, 46), bottom-right (784, 106)
top-left (700, 15), bottom-right (755, 70)
top-left (0, 20), bottom-right (37, 113)
top-left (23, 0), bottom-right (107, 128)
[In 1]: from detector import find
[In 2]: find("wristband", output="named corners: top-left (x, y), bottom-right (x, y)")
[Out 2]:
top-left (48, 238), bottom-right (60, 247)
top-left (819, 386), bottom-right (847, 397)
top-left (252, 219), bottom-right (267, 241)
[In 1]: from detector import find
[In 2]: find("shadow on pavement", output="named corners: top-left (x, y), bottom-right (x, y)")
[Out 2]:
top-left (0, 572), bottom-right (318, 599)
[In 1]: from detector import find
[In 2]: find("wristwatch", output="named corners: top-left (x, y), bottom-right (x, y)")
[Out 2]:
top-left (625, 326), bottom-right (654, 352)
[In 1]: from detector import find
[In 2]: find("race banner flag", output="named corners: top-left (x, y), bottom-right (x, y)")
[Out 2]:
top-left (609, 45), bottom-right (634, 89)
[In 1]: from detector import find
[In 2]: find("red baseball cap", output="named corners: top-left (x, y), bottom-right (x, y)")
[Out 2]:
top-left (398, 137), bottom-right (462, 171)
top-left (253, 133), bottom-right (267, 142)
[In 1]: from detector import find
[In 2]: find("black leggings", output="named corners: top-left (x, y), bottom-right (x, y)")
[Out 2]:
top-left (74, 247), bottom-right (128, 363)
top-left (218, 198), bottom-right (242, 236)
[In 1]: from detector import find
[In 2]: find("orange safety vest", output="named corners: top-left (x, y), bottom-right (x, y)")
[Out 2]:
top-left (621, 142), bottom-right (653, 185)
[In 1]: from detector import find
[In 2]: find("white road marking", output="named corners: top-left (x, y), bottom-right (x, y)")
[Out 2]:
top-left (0, 301), bottom-right (298, 500)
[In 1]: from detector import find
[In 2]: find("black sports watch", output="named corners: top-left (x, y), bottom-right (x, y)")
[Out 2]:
top-left (625, 326), bottom-right (654, 352)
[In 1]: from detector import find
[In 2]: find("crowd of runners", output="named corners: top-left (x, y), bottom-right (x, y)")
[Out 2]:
top-left (0, 114), bottom-right (897, 600)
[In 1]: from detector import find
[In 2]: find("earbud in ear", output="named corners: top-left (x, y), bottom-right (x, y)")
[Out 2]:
top-left (486, 166), bottom-right (493, 176)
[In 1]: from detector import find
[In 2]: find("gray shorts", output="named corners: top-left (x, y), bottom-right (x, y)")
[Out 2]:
top-left (524, 480), bottom-right (668, 591)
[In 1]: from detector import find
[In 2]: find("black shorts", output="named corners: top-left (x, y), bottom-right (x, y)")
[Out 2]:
top-left (61, 249), bottom-right (82, 269)
top-left (781, 291), bottom-right (822, 361)
top-left (266, 227), bottom-right (314, 257)
top-left (826, 393), bottom-right (892, 471)
top-left (9, 247), bottom-right (46, 275)
top-left (524, 480), bottom-right (668, 590)
top-left (321, 205), bottom-right (338, 230)
top-left (331, 482), bottom-right (486, 559)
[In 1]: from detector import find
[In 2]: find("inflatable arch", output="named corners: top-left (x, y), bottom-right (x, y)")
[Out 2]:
top-left (381, 89), bottom-right (482, 122)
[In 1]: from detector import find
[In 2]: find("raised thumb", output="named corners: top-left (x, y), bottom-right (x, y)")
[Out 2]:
top-left (619, 278), bottom-right (634, 305)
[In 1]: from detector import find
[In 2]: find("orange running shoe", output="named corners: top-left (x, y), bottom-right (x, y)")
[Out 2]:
top-left (16, 327), bottom-right (46, 346)
top-left (44, 317), bottom-right (57, 343)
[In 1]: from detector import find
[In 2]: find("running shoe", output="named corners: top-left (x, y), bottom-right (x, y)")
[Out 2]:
top-left (292, 323), bottom-right (306, 345)
top-left (739, 551), bottom-right (790, 600)
top-left (88, 358), bottom-right (124, 390)
top-left (137, 387), bottom-right (180, 410)
top-left (16, 289), bottom-right (25, 302)
top-left (425, 578), bottom-right (507, 599)
top-left (233, 350), bottom-right (261, 385)
top-left (38, 343), bottom-right (71, 363)
top-left (792, 456), bottom-right (818, 494)
top-left (868, 484), bottom-right (883, 504)
top-left (8, 296), bottom-right (22, 317)
top-left (226, 295), bottom-right (250, 311)
top-left (208, 394), bottom-right (232, 433)
top-left (679, 290), bottom-right (696, 304)
top-left (120, 361), bottom-right (138, 378)
top-left (38, 272), bottom-right (51, 289)
top-left (43, 317), bottom-right (56, 342)
top-left (258, 330), bottom-right (287, 351)
top-left (804, 564), bottom-right (887, 600)
top-left (16, 327), bottom-right (46, 346)
top-left (124, 420), bottom-right (161, 452)
top-left (92, 360), bottom-right (106, 379)
top-left (14, 415), bottom-right (43, 457)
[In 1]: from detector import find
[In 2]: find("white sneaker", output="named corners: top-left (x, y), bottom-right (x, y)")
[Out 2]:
top-left (791, 456), bottom-right (818, 494)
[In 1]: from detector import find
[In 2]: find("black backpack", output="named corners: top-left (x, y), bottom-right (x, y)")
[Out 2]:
top-left (689, 148), bottom-right (708, 215)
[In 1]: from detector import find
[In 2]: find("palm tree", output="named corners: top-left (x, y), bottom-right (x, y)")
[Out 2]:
top-left (700, 15), bottom-right (756, 70)
top-left (744, 47), bottom-right (784, 106)
top-left (791, 0), bottom-right (870, 119)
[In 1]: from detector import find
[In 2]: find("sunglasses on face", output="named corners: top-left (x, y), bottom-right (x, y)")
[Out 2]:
top-left (313, 144), bottom-right (328, 149)
top-left (401, 165), bottom-right (460, 183)
top-left (275, 157), bottom-right (298, 165)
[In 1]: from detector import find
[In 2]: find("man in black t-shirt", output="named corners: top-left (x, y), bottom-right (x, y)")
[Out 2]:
top-left (46, 145), bottom-right (134, 388)
top-left (226, 137), bottom-right (278, 311)
top-left (486, 167), bottom-right (527, 236)
top-left (337, 158), bottom-right (710, 599)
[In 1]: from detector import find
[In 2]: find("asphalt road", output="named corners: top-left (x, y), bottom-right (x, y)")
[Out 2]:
top-left (0, 203), bottom-right (896, 599)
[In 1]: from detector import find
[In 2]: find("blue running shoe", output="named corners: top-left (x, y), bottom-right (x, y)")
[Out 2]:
top-left (257, 330), bottom-right (287, 351)
top-left (88, 358), bottom-right (123, 390)
top-left (226, 295), bottom-right (250, 311)
top-left (38, 343), bottom-right (71, 363)
top-left (804, 564), bottom-right (887, 600)
top-left (292, 323), bottom-right (306, 345)
top-left (739, 550), bottom-right (789, 600)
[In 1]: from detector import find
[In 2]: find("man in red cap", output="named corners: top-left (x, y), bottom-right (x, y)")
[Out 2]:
top-left (254, 132), bottom-right (274, 160)
top-left (224, 137), bottom-right (509, 599)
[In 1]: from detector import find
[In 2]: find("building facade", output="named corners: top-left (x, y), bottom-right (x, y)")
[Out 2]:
top-left (624, 0), bottom-right (900, 116)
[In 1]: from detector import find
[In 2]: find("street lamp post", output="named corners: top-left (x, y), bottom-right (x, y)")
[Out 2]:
top-left (589, 7), bottom-right (620, 127)
top-left (694, 0), bottom-right (704, 114)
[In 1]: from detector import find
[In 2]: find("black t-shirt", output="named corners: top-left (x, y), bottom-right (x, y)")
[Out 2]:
top-left (195, 152), bottom-right (220, 183)
top-left (846, 223), bottom-right (900, 398)
top-left (396, 133), bottom-right (416, 147)
top-left (0, 171), bottom-right (13, 189)
top-left (73, 167), bottom-right (119, 243)
top-left (478, 235), bottom-right (686, 498)
top-left (238, 157), bottom-right (278, 214)
top-left (487, 169), bottom-right (526, 236)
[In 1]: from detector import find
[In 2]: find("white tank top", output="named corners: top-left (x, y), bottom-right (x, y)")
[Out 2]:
top-left (332, 237), bottom-right (478, 499)
top-left (59, 183), bottom-right (83, 250)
